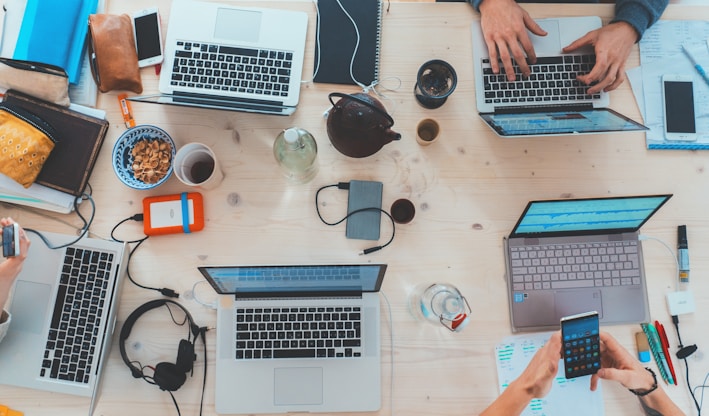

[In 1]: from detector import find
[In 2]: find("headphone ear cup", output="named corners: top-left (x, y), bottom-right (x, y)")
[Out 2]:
top-left (153, 362), bottom-right (187, 391)
top-left (175, 339), bottom-right (196, 373)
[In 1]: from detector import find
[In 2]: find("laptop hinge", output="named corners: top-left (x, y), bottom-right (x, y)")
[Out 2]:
top-left (493, 103), bottom-right (594, 114)
top-left (172, 91), bottom-right (289, 112)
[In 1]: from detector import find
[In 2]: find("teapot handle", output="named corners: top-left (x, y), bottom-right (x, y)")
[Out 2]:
top-left (328, 92), bottom-right (394, 128)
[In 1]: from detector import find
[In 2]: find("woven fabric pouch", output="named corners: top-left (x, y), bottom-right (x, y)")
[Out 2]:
top-left (0, 104), bottom-right (57, 188)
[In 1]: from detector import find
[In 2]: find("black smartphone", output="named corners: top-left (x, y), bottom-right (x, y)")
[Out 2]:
top-left (2, 223), bottom-right (19, 257)
top-left (662, 74), bottom-right (697, 141)
top-left (561, 311), bottom-right (600, 379)
top-left (132, 7), bottom-right (164, 68)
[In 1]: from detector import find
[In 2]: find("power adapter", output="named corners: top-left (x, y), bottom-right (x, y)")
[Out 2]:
top-left (666, 290), bottom-right (696, 316)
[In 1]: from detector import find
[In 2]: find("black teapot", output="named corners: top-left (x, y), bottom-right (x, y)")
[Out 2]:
top-left (326, 92), bottom-right (401, 158)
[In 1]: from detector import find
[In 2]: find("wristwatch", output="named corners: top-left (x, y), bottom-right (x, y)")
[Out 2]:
top-left (629, 367), bottom-right (658, 396)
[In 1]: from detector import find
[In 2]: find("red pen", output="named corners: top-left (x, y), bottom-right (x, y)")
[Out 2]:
top-left (655, 320), bottom-right (678, 385)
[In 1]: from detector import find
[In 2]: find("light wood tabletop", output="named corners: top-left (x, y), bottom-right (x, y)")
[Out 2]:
top-left (1, 1), bottom-right (708, 415)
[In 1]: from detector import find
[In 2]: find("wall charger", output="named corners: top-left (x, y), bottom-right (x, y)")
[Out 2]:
top-left (666, 290), bottom-right (696, 316)
top-left (143, 192), bottom-right (205, 236)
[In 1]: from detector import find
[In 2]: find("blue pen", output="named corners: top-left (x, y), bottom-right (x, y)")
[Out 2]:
top-left (682, 44), bottom-right (709, 87)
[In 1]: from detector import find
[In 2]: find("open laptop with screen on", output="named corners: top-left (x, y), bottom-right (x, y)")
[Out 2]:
top-left (0, 230), bottom-right (127, 404)
top-left (471, 16), bottom-right (648, 137)
top-left (502, 195), bottom-right (672, 332)
top-left (128, 0), bottom-right (308, 115)
top-left (198, 263), bottom-right (387, 414)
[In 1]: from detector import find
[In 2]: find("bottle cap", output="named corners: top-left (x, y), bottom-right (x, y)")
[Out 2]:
top-left (284, 128), bottom-right (299, 143)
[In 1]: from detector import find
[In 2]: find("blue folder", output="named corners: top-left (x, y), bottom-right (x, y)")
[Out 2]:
top-left (13, 0), bottom-right (98, 84)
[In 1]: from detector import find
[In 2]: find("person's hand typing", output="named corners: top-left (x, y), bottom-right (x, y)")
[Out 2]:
top-left (562, 21), bottom-right (637, 94)
top-left (478, 0), bottom-right (546, 81)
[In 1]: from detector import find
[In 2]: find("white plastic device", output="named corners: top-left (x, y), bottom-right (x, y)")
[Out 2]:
top-left (132, 7), bottom-right (164, 68)
top-left (662, 74), bottom-right (697, 141)
top-left (666, 291), bottom-right (696, 316)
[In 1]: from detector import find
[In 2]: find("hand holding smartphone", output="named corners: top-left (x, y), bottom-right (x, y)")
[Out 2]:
top-left (662, 74), bottom-right (697, 142)
top-left (132, 7), bottom-right (164, 68)
top-left (561, 311), bottom-right (600, 379)
top-left (2, 223), bottom-right (19, 257)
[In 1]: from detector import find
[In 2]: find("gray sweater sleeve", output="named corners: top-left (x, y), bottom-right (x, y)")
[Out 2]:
top-left (611, 0), bottom-right (669, 40)
top-left (468, 0), bottom-right (669, 40)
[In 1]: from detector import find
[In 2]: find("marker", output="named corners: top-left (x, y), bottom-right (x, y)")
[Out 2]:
top-left (118, 93), bottom-right (136, 128)
top-left (678, 225), bottom-right (689, 284)
top-left (682, 44), bottom-right (709, 87)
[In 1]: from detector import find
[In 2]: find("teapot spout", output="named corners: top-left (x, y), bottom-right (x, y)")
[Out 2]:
top-left (387, 129), bottom-right (402, 142)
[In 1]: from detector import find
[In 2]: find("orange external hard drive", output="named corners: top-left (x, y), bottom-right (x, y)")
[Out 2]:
top-left (143, 192), bottom-right (204, 236)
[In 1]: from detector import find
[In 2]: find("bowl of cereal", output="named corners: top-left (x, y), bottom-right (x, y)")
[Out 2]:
top-left (112, 125), bottom-right (176, 190)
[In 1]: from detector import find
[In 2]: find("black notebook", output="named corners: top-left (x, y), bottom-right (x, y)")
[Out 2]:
top-left (3, 90), bottom-right (109, 197)
top-left (314, 0), bottom-right (382, 86)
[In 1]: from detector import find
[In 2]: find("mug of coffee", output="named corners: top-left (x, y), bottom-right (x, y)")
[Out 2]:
top-left (174, 142), bottom-right (224, 189)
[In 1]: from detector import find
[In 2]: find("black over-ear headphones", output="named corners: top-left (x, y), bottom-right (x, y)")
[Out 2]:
top-left (119, 299), bottom-right (204, 392)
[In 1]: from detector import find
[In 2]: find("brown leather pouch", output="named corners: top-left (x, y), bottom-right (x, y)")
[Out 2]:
top-left (88, 14), bottom-right (143, 94)
top-left (0, 103), bottom-right (57, 188)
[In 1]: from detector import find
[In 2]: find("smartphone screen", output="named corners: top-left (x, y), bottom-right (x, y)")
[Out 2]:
top-left (561, 311), bottom-right (600, 379)
top-left (134, 10), bottom-right (163, 66)
top-left (2, 223), bottom-right (19, 257)
top-left (663, 78), bottom-right (696, 139)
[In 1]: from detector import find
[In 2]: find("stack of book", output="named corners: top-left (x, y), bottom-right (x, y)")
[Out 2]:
top-left (0, 90), bottom-right (109, 213)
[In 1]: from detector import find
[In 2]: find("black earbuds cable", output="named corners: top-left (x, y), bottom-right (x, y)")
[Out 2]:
top-left (671, 314), bottom-right (701, 415)
top-left (315, 182), bottom-right (395, 255)
top-left (111, 214), bottom-right (179, 298)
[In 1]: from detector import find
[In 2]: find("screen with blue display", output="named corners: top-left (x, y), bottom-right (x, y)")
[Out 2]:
top-left (512, 195), bottom-right (670, 236)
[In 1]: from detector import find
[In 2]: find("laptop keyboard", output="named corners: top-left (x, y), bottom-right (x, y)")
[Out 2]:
top-left (482, 55), bottom-right (602, 104)
top-left (510, 241), bottom-right (641, 291)
top-left (235, 306), bottom-right (362, 360)
top-left (40, 247), bottom-right (114, 383)
top-left (170, 41), bottom-right (293, 97)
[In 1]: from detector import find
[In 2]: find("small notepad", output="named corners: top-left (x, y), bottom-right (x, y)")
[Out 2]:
top-left (314, 0), bottom-right (382, 86)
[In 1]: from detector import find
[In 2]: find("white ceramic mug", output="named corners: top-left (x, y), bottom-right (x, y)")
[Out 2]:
top-left (174, 142), bottom-right (224, 189)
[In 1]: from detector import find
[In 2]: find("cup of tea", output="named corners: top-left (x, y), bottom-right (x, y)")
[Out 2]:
top-left (414, 59), bottom-right (457, 109)
top-left (174, 142), bottom-right (224, 189)
top-left (416, 118), bottom-right (440, 146)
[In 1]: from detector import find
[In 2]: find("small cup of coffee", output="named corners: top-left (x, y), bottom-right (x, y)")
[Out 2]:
top-left (416, 119), bottom-right (440, 146)
top-left (174, 142), bottom-right (224, 189)
top-left (390, 199), bottom-right (416, 224)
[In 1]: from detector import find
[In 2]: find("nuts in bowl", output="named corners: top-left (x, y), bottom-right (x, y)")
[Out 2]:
top-left (112, 125), bottom-right (176, 189)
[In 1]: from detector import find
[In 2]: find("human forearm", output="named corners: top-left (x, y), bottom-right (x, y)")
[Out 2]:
top-left (479, 381), bottom-right (533, 416)
top-left (639, 389), bottom-right (685, 416)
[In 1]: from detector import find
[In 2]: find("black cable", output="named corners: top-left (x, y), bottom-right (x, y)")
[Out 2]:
top-left (315, 182), bottom-right (396, 255)
top-left (111, 214), bottom-right (178, 298)
top-left (672, 314), bottom-right (701, 415)
top-left (25, 192), bottom-right (96, 249)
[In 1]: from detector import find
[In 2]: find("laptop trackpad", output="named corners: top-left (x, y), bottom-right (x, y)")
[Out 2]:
top-left (529, 20), bottom-right (561, 55)
top-left (274, 367), bottom-right (323, 406)
top-left (9, 281), bottom-right (51, 334)
top-left (554, 289), bottom-right (602, 320)
top-left (215, 8), bottom-right (262, 43)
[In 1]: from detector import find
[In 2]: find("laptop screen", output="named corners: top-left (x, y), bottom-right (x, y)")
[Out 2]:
top-left (510, 195), bottom-right (672, 238)
top-left (198, 264), bottom-right (387, 295)
top-left (480, 108), bottom-right (648, 137)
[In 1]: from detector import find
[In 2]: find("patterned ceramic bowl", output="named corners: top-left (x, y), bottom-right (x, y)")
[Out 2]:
top-left (112, 125), bottom-right (176, 190)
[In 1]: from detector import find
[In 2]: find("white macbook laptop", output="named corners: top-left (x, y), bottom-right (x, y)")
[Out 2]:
top-left (0, 230), bottom-right (127, 400)
top-left (503, 195), bottom-right (672, 332)
top-left (129, 0), bottom-right (308, 115)
top-left (198, 264), bottom-right (386, 414)
top-left (472, 16), bottom-right (648, 137)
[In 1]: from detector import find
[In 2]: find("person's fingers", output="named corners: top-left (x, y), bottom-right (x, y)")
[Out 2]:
top-left (603, 65), bottom-right (626, 92)
top-left (484, 37), bottom-right (501, 74)
top-left (590, 373), bottom-right (600, 391)
top-left (562, 32), bottom-right (594, 54)
top-left (523, 13), bottom-right (547, 37)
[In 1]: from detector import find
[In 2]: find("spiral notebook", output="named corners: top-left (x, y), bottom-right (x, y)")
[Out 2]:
top-left (314, 0), bottom-right (382, 86)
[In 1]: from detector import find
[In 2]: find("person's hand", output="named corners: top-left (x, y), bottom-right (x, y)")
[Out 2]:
top-left (514, 331), bottom-right (562, 398)
top-left (478, 0), bottom-right (547, 81)
top-left (0, 217), bottom-right (30, 277)
top-left (562, 21), bottom-right (638, 94)
top-left (590, 332), bottom-right (655, 392)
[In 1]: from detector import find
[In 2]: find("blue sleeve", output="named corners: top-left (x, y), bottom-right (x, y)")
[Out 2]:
top-left (468, 0), bottom-right (482, 12)
top-left (611, 0), bottom-right (669, 40)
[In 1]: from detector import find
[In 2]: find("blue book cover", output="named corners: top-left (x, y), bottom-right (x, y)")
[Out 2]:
top-left (13, 0), bottom-right (98, 84)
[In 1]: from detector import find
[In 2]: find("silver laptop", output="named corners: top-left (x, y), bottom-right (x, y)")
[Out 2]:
top-left (129, 0), bottom-right (308, 115)
top-left (198, 264), bottom-right (386, 414)
top-left (472, 16), bottom-right (648, 137)
top-left (0, 230), bottom-right (127, 399)
top-left (503, 195), bottom-right (672, 332)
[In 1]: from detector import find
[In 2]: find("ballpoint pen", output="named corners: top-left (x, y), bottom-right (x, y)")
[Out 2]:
top-left (678, 225), bottom-right (689, 285)
top-left (655, 320), bottom-right (678, 386)
top-left (682, 44), bottom-right (709, 87)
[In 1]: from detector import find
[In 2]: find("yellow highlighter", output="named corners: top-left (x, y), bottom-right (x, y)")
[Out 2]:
top-left (0, 404), bottom-right (23, 416)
